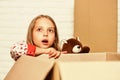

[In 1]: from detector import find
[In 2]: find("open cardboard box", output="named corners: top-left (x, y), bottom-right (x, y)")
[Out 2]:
top-left (4, 52), bottom-right (120, 80)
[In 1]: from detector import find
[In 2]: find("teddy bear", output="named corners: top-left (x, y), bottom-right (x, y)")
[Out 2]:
top-left (61, 37), bottom-right (90, 53)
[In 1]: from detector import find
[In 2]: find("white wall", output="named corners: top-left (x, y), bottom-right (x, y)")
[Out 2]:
top-left (0, 0), bottom-right (74, 79)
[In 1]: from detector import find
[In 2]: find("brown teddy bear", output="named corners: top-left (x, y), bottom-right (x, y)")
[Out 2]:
top-left (61, 37), bottom-right (90, 53)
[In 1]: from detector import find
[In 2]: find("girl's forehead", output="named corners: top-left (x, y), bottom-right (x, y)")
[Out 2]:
top-left (36, 18), bottom-right (54, 25)
top-left (34, 18), bottom-right (55, 28)
top-left (36, 18), bottom-right (51, 23)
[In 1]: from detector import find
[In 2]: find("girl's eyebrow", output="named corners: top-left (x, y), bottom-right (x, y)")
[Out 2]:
top-left (34, 25), bottom-right (40, 28)
top-left (35, 26), bottom-right (42, 28)
top-left (48, 27), bottom-right (55, 29)
top-left (34, 26), bottom-right (55, 29)
top-left (35, 26), bottom-right (54, 28)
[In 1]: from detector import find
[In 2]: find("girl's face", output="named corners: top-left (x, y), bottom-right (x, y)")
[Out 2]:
top-left (33, 18), bottom-right (55, 48)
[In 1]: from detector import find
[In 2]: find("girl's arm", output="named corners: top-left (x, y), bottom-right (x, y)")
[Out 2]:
top-left (10, 41), bottom-right (36, 61)
top-left (35, 47), bottom-right (67, 59)
top-left (10, 41), bottom-right (67, 61)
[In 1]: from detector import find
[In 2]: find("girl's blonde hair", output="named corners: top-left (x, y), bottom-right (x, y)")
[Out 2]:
top-left (26, 14), bottom-right (60, 50)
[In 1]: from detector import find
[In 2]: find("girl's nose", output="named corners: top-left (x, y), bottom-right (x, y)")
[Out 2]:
top-left (43, 31), bottom-right (48, 37)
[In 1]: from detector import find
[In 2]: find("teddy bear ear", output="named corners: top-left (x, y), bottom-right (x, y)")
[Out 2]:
top-left (76, 36), bottom-right (80, 41)
top-left (60, 39), bottom-right (68, 50)
top-left (61, 39), bottom-right (68, 44)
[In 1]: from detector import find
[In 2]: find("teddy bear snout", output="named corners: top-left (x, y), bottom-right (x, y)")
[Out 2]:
top-left (72, 45), bottom-right (81, 53)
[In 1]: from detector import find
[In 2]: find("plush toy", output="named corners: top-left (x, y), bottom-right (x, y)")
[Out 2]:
top-left (61, 37), bottom-right (90, 53)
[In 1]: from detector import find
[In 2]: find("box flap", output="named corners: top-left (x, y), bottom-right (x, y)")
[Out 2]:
top-left (4, 55), bottom-right (54, 80)
top-left (57, 61), bottom-right (120, 80)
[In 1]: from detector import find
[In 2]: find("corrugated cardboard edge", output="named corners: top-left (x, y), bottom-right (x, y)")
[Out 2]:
top-left (52, 61), bottom-right (61, 80)
top-left (44, 61), bottom-right (61, 80)
top-left (33, 52), bottom-right (120, 62)
top-left (106, 52), bottom-right (120, 60)
top-left (57, 52), bottom-right (120, 61)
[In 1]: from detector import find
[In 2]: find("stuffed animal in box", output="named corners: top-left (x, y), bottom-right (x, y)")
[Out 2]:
top-left (61, 37), bottom-right (90, 53)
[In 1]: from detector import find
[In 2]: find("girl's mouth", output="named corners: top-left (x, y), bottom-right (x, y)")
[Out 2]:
top-left (42, 40), bottom-right (48, 44)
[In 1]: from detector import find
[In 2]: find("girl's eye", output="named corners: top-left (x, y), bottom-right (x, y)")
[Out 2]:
top-left (37, 28), bottom-right (42, 31)
top-left (48, 29), bottom-right (54, 33)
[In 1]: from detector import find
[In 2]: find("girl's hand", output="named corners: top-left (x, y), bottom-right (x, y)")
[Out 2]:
top-left (45, 47), bottom-right (60, 59)
top-left (44, 47), bottom-right (67, 59)
top-left (48, 48), bottom-right (67, 59)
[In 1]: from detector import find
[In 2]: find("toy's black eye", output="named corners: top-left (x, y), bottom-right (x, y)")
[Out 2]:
top-left (77, 45), bottom-right (80, 48)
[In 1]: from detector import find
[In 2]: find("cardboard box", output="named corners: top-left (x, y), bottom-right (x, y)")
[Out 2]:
top-left (4, 52), bottom-right (120, 80)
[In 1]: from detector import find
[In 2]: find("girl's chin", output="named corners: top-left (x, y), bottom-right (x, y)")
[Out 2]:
top-left (40, 45), bottom-right (50, 48)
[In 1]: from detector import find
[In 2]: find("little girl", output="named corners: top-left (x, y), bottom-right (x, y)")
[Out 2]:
top-left (10, 14), bottom-right (67, 61)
